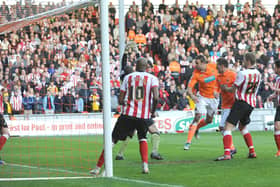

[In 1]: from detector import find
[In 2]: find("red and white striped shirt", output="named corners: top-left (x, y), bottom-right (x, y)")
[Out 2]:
top-left (121, 72), bottom-right (159, 119)
top-left (275, 76), bottom-right (280, 105)
top-left (0, 95), bottom-right (3, 114)
top-left (10, 95), bottom-right (23, 112)
top-left (234, 68), bottom-right (261, 107)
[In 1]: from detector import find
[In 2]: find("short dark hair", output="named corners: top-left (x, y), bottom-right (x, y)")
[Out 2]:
top-left (217, 57), bottom-right (228, 68)
top-left (136, 57), bottom-right (147, 72)
top-left (275, 60), bottom-right (280, 68)
top-left (195, 55), bottom-right (207, 63)
top-left (244, 53), bottom-right (256, 65)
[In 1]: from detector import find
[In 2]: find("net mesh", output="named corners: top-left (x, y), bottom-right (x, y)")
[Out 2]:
top-left (0, 0), bottom-right (107, 179)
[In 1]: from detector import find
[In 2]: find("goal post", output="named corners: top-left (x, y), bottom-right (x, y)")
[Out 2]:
top-left (0, 0), bottom-right (115, 179)
top-left (100, 0), bottom-right (113, 178)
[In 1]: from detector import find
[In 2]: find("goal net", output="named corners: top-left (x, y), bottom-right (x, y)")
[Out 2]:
top-left (0, 0), bottom-right (113, 180)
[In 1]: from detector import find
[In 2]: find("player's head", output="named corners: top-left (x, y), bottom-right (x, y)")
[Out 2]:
top-left (136, 57), bottom-right (148, 72)
top-left (243, 53), bottom-right (256, 68)
top-left (216, 57), bottom-right (228, 74)
top-left (275, 60), bottom-right (280, 75)
top-left (194, 55), bottom-right (207, 71)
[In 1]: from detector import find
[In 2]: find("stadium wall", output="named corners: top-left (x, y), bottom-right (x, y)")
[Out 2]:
top-left (0, 0), bottom-right (277, 14)
top-left (6, 108), bottom-right (276, 137)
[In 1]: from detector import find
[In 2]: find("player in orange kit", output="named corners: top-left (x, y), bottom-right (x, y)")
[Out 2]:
top-left (184, 55), bottom-right (219, 150)
top-left (216, 58), bottom-right (237, 155)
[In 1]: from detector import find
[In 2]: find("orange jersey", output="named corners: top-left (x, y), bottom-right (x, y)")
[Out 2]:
top-left (188, 63), bottom-right (218, 98)
top-left (217, 69), bottom-right (236, 109)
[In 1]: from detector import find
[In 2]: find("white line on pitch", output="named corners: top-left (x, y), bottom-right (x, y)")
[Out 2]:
top-left (4, 163), bottom-right (184, 186)
top-left (113, 176), bottom-right (184, 187)
top-left (0, 176), bottom-right (93, 181)
top-left (7, 163), bottom-right (90, 176)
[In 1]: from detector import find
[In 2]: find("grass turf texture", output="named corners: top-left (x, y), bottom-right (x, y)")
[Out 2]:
top-left (0, 131), bottom-right (279, 187)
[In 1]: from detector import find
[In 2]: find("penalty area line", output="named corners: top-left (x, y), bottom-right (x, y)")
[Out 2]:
top-left (113, 176), bottom-right (184, 187)
top-left (6, 163), bottom-right (90, 176)
top-left (0, 176), bottom-right (93, 181)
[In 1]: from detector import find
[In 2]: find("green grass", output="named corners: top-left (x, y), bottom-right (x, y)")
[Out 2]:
top-left (0, 131), bottom-right (279, 187)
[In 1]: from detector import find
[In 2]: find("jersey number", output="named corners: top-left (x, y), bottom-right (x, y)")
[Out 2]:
top-left (246, 82), bottom-right (258, 93)
top-left (129, 86), bottom-right (144, 100)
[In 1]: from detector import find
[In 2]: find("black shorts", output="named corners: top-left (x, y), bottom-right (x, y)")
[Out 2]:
top-left (112, 115), bottom-right (153, 142)
top-left (0, 114), bottom-right (8, 128)
top-left (274, 106), bottom-right (280, 122)
top-left (226, 100), bottom-right (254, 126)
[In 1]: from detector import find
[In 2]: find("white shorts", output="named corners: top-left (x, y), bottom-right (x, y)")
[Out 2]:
top-left (220, 109), bottom-right (231, 127)
top-left (195, 95), bottom-right (219, 116)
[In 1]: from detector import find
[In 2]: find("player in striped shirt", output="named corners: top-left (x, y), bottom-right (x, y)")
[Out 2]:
top-left (115, 65), bottom-right (163, 161)
top-left (90, 58), bottom-right (159, 175)
top-left (0, 114), bottom-right (9, 165)
top-left (266, 60), bottom-right (280, 157)
top-left (215, 53), bottom-right (261, 161)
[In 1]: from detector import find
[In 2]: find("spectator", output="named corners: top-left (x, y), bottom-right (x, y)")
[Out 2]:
top-left (111, 89), bottom-right (118, 113)
top-left (63, 89), bottom-right (75, 113)
top-left (10, 90), bottom-right (23, 115)
top-left (74, 93), bottom-right (84, 113)
top-left (90, 89), bottom-right (100, 112)
top-left (177, 92), bottom-right (190, 110)
top-left (33, 92), bottom-right (44, 114)
top-left (54, 91), bottom-right (64, 114)
top-left (43, 91), bottom-right (55, 114)
top-left (22, 90), bottom-right (34, 119)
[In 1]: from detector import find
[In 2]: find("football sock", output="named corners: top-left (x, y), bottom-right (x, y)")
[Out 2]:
top-left (196, 119), bottom-right (207, 130)
top-left (223, 131), bottom-right (232, 156)
top-left (151, 132), bottom-right (160, 154)
top-left (96, 149), bottom-right (104, 168)
top-left (274, 130), bottom-right (280, 151)
top-left (117, 137), bottom-right (130, 156)
top-left (241, 128), bottom-right (255, 153)
top-left (186, 123), bottom-right (197, 143)
top-left (0, 135), bottom-right (8, 151)
top-left (139, 139), bottom-right (148, 163)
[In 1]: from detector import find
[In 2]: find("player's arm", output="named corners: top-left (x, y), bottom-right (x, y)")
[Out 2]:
top-left (118, 75), bottom-right (128, 105)
top-left (266, 82), bottom-right (280, 93)
top-left (187, 74), bottom-right (198, 102)
top-left (118, 91), bottom-right (126, 105)
top-left (151, 86), bottom-right (159, 118)
top-left (267, 81), bottom-right (280, 100)
top-left (220, 84), bottom-right (237, 93)
top-left (221, 71), bottom-right (242, 93)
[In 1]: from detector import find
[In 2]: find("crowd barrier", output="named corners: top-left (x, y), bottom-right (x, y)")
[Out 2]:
top-left (5, 108), bottom-right (276, 136)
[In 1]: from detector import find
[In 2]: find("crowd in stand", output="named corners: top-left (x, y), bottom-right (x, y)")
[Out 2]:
top-left (0, 0), bottom-right (279, 116)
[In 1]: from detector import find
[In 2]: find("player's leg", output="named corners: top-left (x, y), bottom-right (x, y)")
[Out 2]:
top-left (90, 137), bottom-right (118, 175)
top-left (194, 118), bottom-right (207, 139)
top-left (115, 136), bottom-right (131, 160)
top-left (238, 124), bottom-right (256, 158)
top-left (137, 119), bottom-right (150, 174)
top-left (238, 103), bottom-right (256, 158)
top-left (195, 97), bottom-right (219, 139)
top-left (148, 124), bottom-right (163, 160)
top-left (273, 106), bottom-right (280, 157)
top-left (90, 115), bottom-right (130, 175)
top-left (220, 109), bottom-right (236, 156)
top-left (215, 101), bottom-right (243, 161)
top-left (0, 114), bottom-right (9, 165)
top-left (184, 95), bottom-right (206, 150)
top-left (184, 112), bottom-right (202, 150)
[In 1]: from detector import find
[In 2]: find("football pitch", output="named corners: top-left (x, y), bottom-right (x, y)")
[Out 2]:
top-left (0, 131), bottom-right (279, 187)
